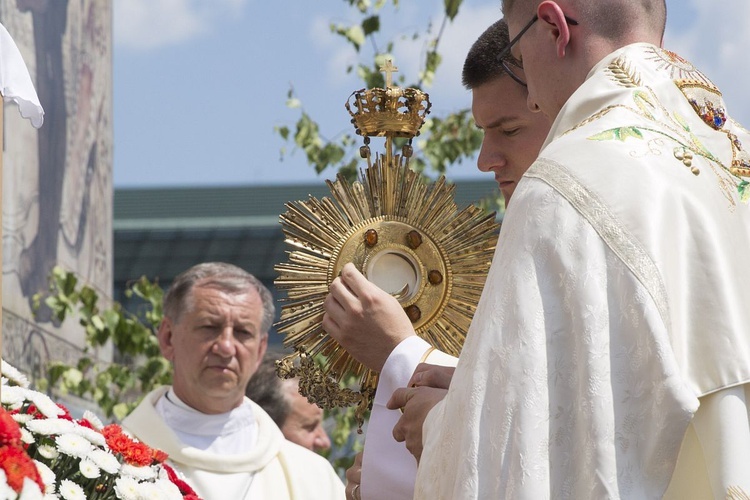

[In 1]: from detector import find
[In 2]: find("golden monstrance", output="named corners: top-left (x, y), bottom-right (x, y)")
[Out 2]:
top-left (274, 60), bottom-right (500, 427)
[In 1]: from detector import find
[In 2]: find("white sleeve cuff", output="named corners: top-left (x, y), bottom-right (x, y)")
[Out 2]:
top-left (374, 336), bottom-right (432, 406)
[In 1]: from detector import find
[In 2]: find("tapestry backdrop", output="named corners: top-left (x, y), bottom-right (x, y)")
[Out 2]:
top-left (0, 0), bottom-right (113, 386)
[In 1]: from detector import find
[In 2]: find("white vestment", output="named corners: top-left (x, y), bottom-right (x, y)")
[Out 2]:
top-left (123, 387), bottom-right (345, 500)
top-left (360, 337), bottom-right (457, 500)
top-left (415, 43), bottom-right (750, 499)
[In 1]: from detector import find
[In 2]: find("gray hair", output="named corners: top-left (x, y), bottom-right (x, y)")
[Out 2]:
top-left (163, 262), bottom-right (275, 334)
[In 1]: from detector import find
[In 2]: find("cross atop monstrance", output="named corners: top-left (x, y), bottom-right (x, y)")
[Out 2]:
top-left (380, 59), bottom-right (398, 88)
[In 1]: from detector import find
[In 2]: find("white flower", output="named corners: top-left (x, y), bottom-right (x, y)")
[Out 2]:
top-left (2, 360), bottom-right (30, 388)
top-left (33, 460), bottom-right (56, 494)
top-left (25, 392), bottom-right (64, 419)
top-left (89, 449), bottom-right (120, 474)
top-left (36, 444), bottom-right (59, 461)
top-left (81, 411), bottom-right (104, 431)
top-left (113, 476), bottom-right (140, 500)
top-left (20, 428), bottom-right (34, 445)
top-left (1, 385), bottom-right (27, 407)
top-left (55, 433), bottom-right (93, 459)
top-left (0, 469), bottom-right (17, 499)
top-left (26, 418), bottom-right (75, 436)
top-left (12, 414), bottom-right (34, 425)
top-left (71, 426), bottom-right (106, 448)
top-left (153, 478), bottom-right (184, 500)
top-left (120, 463), bottom-right (157, 481)
top-left (57, 479), bottom-right (85, 500)
top-left (78, 458), bottom-right (100, 479)
top-left (18, 477), bottom-right (44, 500)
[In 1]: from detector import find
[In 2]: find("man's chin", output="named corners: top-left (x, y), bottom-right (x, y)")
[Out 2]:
top-left (500, 186), bottom-right (514, 207)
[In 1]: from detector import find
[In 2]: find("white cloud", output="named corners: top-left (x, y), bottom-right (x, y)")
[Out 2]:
top-left (113, 0), bottom-right (248, 50)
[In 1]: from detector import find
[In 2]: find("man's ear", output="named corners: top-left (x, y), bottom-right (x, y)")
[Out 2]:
top-left (255, 335), bottom-right (269, 371)
top-left (537, 1), bottom-right (573, 58)
top-left (158, 318), bottom-right (176, 361)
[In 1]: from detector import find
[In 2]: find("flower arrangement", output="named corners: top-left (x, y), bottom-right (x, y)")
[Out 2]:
top-left (0, 361), bottom-right (201, 499)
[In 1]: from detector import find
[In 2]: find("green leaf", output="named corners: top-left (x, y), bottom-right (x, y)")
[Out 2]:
top-left (286, 98), bottom-right (301, 109)
top-left (588, 127), bottom-right (643, 142)
top-left (112, 403), bottom-right (131, 422)
top-left (62, 368), bottom-right (83, 389)
top-left (444, 0), bottom-right (462, 20)
top-left (739, 180), bottom-right (750, 203)
top-left (673, 111), bottom-right (691, 132)
top-left (362, 15), bottom-right (380, 36)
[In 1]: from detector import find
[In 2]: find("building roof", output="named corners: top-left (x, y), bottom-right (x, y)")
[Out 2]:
top-left (114, 179), bottom-right (500, 341)
top-left (114, 180), bottom-right (500, 286)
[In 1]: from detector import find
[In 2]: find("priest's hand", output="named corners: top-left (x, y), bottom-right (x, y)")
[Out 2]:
top-left (345, 451), bottom-right (363, 500)
top-left (408, 363), bottom-right (455, 389)
top-left (323, 263), bottom-right (417, 373)
top-left (387, 386), bottom-right (447, 463)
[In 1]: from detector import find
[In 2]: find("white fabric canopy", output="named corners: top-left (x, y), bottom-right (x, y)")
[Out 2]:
top-left (1, 22), bottom-right (43, 128)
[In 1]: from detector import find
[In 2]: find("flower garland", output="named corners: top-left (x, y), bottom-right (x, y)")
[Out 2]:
top-left (0, 361), bottom-right (202, 499)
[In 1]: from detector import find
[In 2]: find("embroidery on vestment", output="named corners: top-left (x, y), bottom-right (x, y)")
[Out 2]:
top-left (568, 48), bottom-right (748, 206)
top-left (675, 79), bottom-right (750, 180)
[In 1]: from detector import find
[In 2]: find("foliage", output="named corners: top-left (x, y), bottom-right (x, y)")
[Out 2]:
top-left (34, 266), bottom-right (171, 421)
top-left (317, 368), bottom-right (367, 478)
top-left (276, 0), bottom-right (492, 197)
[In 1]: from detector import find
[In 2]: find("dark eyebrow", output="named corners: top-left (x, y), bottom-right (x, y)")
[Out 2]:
top-left (476, 115), bottom-right (522, 130)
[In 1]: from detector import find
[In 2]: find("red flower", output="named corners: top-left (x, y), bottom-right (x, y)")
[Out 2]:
top-left (102, 424), bottom-right (165, 467)
top-left (23, 404), bottom-right (42, 419)
top-left (0, 445), bottom-right (44, 493)
top-left (55, 404), bottom-right (73, 421)
top-left (151, 448), bottom-right (169, 464)
top-left (162, 463), bottom-right (200, 498)
top-left (76, 418), bottom-right (94, 430)
top-left (0, 410), bottom-right (22, 447)
top-left (121, 441), bottom-right (153, 467)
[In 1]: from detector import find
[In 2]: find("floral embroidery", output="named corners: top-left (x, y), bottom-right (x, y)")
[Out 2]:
top-left (580, 51), bottom-right (748, 205)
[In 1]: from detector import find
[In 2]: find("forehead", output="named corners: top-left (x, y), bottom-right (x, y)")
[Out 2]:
top-left (186, 285), bottom-right (263, 321)
top-left (471, 76), bottom-right (529, 125)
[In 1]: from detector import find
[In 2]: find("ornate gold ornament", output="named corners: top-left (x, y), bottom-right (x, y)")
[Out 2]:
top-left (274, 61), bottom-right (499, 427)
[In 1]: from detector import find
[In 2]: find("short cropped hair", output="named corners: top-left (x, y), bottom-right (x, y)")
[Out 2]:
top-left (462, 19), bottom-right (520, 90)
top-left (246, 354), bottom-right (293, 427)
top-left (502, 0), bottom-right (667, 42)
top-left (163, 262), bottom-right (275, 334)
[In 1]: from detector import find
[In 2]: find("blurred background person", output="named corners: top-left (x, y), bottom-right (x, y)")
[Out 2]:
top-left (247, 353), bottom-right (331, 453)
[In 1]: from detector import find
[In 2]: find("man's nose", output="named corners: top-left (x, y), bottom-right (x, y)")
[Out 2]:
top-left (212, 328), bottom-right (237, 356)
top-left (314, 426), bottom-right (331, 452)
top-left (477, 142), bottom-right (506, 173)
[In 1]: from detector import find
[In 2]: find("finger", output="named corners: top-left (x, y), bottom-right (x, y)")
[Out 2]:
top-left (339, 262), bottom-right (377, 299)
top-left (386, 387), bottom-right (412, 410)
top-left (392, 416), bottom-right (406, 443)
top-left (327, 276), bottom-right (355, 306)
top-left (408, 364), bottom-right (454, 389)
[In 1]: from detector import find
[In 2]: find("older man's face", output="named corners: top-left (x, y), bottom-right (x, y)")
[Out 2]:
top-left (159, 284), bottom-right (268, 414)
top-left (280, 380), bottom-right (331, 452)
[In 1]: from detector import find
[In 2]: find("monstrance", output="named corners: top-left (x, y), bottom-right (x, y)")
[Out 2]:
top-left (274, 60), bottom-right (499, 427)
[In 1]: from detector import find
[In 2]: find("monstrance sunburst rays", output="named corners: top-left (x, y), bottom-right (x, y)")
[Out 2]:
top-left (274, 153), bottom-right (499, 425)
top-left (274, 59), bottom-right (499, 427)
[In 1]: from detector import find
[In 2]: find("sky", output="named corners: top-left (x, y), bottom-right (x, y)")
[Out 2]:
top-left (113, 0), bottom-right (750, 188)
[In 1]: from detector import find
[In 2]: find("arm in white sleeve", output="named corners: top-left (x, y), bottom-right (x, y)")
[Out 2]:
top-left (360, 336), bottom-right (457, 500)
